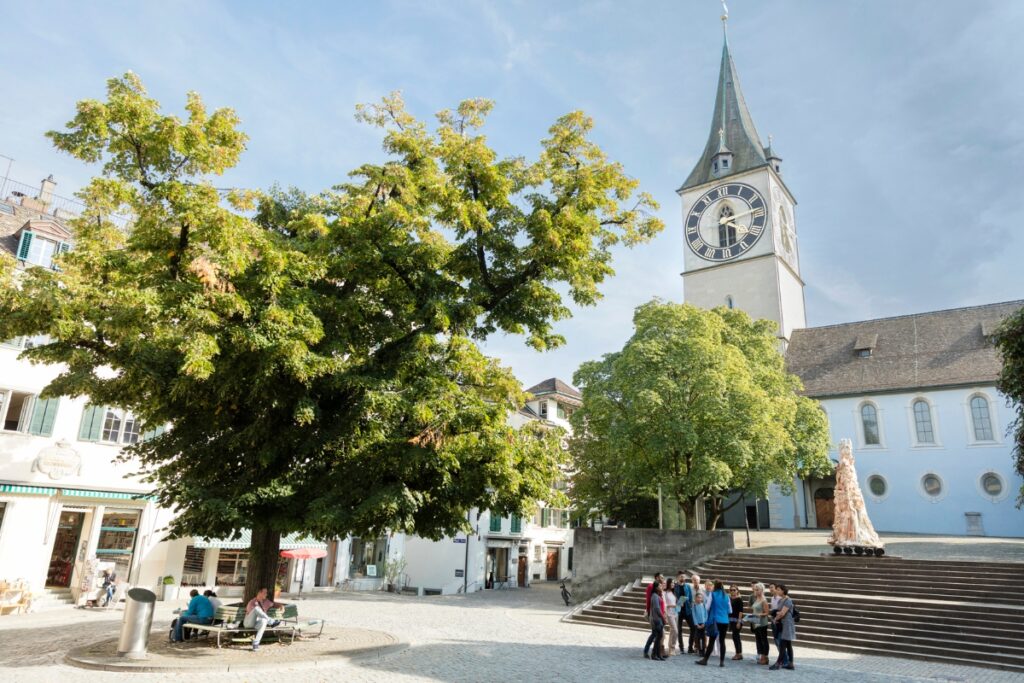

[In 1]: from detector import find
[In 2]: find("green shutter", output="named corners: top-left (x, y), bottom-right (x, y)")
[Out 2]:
top-left (510, 514), bottom-right (521, 533)
top-left (79, 404), bottom-right (104, 441)
top-left (16, 231), bottom-right (34, 260)
top-left (541, 508), bottom-right (550, 527)
top-left (489, 514), bottom-right (502, 533)
top-left (58, 241), bottom-right (71, 254)
top-left (28, 397), bottom-right (60, 437)
top-left (141, 424), bottom-right (167, 442)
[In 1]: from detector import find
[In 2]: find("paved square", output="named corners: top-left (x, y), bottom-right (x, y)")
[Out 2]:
top-left (1, 582), bottom-right (1018, 682)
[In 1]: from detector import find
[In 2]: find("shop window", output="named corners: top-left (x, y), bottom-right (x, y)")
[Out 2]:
top-left (182, 545), bottom-right (206, 586)
top-left (349, 537), bottom-right (386, 578)
top-left (216, 550), bottom-right (249, 586)
top-left (96, 511), bottom-right (140, 579)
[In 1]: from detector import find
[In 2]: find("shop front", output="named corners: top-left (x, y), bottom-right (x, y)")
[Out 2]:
top-left (0, 483), bottom-right (164, 604)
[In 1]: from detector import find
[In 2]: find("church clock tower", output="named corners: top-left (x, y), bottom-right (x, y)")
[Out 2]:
top-left (679, 22), bottom-right (805, 346)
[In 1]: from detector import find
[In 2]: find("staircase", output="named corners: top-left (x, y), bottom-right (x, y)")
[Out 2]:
top-left (565, 552), bottom-right (1024, 673)
top-left (31, 586), bottom-right (76, 611)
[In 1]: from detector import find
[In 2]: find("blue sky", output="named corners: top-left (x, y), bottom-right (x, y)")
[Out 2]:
top-left (2, 1), bottom-right (1022, 388)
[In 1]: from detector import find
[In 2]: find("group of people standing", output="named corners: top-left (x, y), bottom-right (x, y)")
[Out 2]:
top-left (643, 571), bottom-right (797, 671)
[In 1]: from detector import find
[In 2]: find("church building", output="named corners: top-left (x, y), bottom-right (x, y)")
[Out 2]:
top-left (679, 20), bottom-right (1023, 537)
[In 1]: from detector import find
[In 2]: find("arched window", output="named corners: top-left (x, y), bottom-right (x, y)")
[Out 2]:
top-left (970, 395), bottom-right (994, 441)
top-left (860, 403), bottom-right (880, 445)
top-left (913, 399), bottom-right (935, 444)
top-left (718, 205), bottom-right (736, 247)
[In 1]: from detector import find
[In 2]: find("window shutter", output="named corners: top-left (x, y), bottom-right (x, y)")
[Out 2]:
top-left (29, 397), bottom-right (60, 437)
top-left (141, 424), bottom-right (167, 442)
top-left (16, 231), bottom-right (34, 260)
top-left (58, 241), bottom-right (71, 254)
top-left (79, 404), bottom-right (104, 441)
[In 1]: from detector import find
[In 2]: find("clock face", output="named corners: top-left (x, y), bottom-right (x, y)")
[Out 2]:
top-left (685, 182), bottom-right (767, 262)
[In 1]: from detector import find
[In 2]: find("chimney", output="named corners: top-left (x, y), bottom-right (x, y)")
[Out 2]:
top-left (38, 174), bottom-right (56, 210)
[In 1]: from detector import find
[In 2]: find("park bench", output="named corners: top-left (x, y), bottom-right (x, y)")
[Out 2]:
top-left (182, 604), bottom-right (325, 648)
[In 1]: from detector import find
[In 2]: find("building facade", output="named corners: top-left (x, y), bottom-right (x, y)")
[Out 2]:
top-left (680, 24), bottom-right (1024, 537)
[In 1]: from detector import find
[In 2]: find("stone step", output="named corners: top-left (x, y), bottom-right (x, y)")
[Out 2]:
top-left (568, 554), bottom-right (1024, 673)
top-left (715, 554), bottom-right (1024, 577)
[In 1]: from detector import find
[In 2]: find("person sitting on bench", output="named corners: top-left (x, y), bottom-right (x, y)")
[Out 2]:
top-left (245, 587), bottom-right (283, 651)
top-left (172, 589), bottom-right (214, 642)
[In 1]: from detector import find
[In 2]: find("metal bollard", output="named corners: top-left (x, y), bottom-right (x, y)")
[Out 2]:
top-left (117, 587), bottom-right (157, 659)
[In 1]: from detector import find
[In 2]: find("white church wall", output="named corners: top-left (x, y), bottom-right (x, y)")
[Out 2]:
top-left (819, 386), bottom-right (1023, 537)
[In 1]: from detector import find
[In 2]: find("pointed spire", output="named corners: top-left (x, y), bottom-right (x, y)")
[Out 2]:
top-left (680, 26), bottom-right (770, 192)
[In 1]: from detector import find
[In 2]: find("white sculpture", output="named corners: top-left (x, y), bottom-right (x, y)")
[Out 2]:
top-left (827, 439), bottom-right (884, 554)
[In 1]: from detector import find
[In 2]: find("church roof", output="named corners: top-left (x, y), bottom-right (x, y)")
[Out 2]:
top-left (785, 300), bottom-right (1023, 399)
top-left (680, 37), bottom-right (769, 192)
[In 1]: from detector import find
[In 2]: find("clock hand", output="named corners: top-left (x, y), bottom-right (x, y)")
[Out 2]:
top-left (727, 221), bottom-right (748, 234)
top-left (719, 207), bottom-right (759, 224)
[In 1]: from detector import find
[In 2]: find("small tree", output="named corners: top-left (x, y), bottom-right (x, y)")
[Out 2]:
top-left (994, 308), bottom-right (1024, 506)
top-left (0, 74), bottom-right (662, 600)
top-left (569, 300), bottom-right (831, 530)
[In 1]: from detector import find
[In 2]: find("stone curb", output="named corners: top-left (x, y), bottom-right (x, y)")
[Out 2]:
top-left (64, 630), bottom-right (409, 674)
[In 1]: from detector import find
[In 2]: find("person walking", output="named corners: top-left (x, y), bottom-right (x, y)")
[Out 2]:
top-left (691, 589), bottom-right (708, 656)
top-left (642, 573), bottom-right (664, 659)
top-left (648, 582), bottom-right (667, 661)
top-left (728, 584), bottom-right (744, 660)
top-left (750, 582), bottom-right (771, 665)
top-left (769, 584), bottom-right (796, 670)
top-left (697, 580), bottom-right (731, 667)
top-left (664, 578), bottom-right (679, 657)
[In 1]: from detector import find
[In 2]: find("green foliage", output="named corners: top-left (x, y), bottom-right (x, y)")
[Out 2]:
top-left (0, 75), bottom-right (661, 596)
top-left (994, 309), bottom-right (1024, 506)
top-left (568, 300), bottom-right (832, 529)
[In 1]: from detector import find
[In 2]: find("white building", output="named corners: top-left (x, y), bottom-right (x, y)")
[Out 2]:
top-left (0, 177), bottom-right (326, 607)
top-left (358, 378), bottom-right (580, 595)
top-left (679, 24), bottom-right (1024, 537)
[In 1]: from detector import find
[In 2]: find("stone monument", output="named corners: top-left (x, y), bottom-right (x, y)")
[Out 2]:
top-left (827, 439), bottom-right (885, 556)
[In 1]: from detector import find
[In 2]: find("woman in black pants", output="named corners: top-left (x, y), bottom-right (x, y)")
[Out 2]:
top-left (728, 585), bottom-right (744, 660)
top-left (696, 580), bottom-right (730, 667)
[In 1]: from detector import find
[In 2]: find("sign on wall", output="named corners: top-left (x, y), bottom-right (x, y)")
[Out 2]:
top-left (31, 440), bottom-right (82, 480)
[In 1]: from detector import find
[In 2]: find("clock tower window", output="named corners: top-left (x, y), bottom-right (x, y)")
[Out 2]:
top-left (718, 204), bottom-right (737, 247)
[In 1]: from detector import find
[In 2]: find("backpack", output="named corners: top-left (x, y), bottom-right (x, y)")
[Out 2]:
top-left (791, 604), bottom-right (801, 623)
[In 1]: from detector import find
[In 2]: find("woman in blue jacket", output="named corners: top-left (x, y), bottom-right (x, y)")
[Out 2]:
top-left (696, 580), bottom-right (731, 667)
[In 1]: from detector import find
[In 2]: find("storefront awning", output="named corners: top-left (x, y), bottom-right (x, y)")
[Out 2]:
top-left (193, 530), bottom-right (327, 551)
top-left (0, 483), bottom-right (58, 495)
top-left (61, 488), bottom-right (155, 501)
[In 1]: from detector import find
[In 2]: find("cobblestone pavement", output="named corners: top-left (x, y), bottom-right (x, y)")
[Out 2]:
top-left (731, 530), bottom-right (1024, 563)
top-left (1, 582), bottom-right (1019, 682)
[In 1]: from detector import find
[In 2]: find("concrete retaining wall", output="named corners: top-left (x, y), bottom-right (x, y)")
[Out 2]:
top-left (572, 528), bottom-right (734, 600)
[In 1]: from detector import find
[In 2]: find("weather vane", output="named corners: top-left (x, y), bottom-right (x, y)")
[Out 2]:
top-left (721, 0), bottom-right (729, 22)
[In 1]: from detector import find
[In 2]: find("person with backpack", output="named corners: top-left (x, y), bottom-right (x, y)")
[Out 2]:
top-left (769, 583), bottom-right (797, 670)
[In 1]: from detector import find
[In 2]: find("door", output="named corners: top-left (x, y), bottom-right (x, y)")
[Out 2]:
top-left (814, 487), bottom-right (835, 528)
top-left (545, 549), bottom-right (559, 581)
top-left (517, 556), bottom-right (527, 586)
top-left (47, 511), bottom-right (85, 587)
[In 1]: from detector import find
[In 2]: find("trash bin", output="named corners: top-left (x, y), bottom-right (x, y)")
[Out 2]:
top-left (117, 587), bottom-right (157, 659)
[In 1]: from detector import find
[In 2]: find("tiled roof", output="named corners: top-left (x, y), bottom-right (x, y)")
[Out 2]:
top-left (0, 198), bottom-right (73, 257)
top-left (785, 301), bottom-right (1023, 398)
top-left (526, 377), bottom-right (582, 401)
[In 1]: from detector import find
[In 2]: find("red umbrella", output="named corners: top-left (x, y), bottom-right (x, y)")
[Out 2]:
top-left (280, 548), bottom-right (328, 597)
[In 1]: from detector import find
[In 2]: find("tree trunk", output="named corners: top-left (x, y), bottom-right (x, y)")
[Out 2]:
top-left (680, 497), bottom-right (699, 530)
top-left (707, 497), bottom-right (722, 530)
top-left (244, 522), bottom-right (281, 604)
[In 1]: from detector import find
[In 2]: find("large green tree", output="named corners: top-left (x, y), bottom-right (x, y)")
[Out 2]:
top-left (569, 300), bottom-right (831, 530)
top-left (994, 308), bottom-right (1024, 506)
top-left (0, 74), bottom-right (662, 598)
